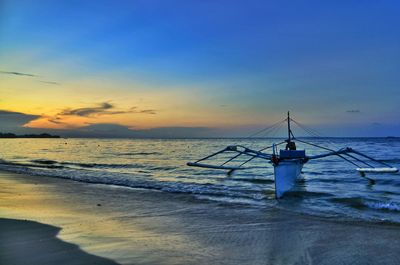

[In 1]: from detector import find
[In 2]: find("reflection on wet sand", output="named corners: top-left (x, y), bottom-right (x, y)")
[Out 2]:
top-left (1, 171), bottom-right (400, 265)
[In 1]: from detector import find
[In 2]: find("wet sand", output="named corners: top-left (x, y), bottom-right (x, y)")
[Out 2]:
top-left (1, 170), bottom-right (400, 265)
top-left (0, 218), bottom-right (119, 265)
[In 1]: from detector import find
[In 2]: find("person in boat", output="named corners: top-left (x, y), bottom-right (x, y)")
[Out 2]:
top-left (285, 140), bottom-right (296, 150)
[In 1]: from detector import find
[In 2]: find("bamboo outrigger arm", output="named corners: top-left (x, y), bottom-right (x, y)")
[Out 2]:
top-left (187, 145), bottom-right (274, 171)
top-left (307, 147), bottom-right (399, 174)
top-left (186, 162), bottom-right (243, 171)
top-left (187, 113), bottom-right (399, 197)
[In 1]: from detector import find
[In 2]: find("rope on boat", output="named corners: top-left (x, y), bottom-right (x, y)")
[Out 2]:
top-left (289, 118), bottom-right (392, 168)
top-left (188, 115), bottom-right (397, 180)
top-left (245, 118), bottom-right (286, 138)
top-left (295, 138), bottom-right (364, 170)
top-left (288, 118), bottom-right (398, 181)
top-left (236, 141), bottom-right (286, 168)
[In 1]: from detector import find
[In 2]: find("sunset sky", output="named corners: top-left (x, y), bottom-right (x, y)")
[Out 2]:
top-left (1, 0), bottom-right (399, 137)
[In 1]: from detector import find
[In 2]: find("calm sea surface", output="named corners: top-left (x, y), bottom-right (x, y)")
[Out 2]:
top-left (0, 138), bottom-right (399, 223)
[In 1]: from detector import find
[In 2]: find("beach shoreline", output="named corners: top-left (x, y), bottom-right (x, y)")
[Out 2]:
top-left (0, 218), bottom-right (120, 265)
top-left (1, 170), bottom-right (400, 265)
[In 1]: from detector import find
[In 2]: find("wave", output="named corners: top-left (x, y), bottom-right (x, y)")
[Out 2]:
top-left (0, 159), bottom-right (64, 169)
top-left (106, 152), bottom-right (162, 156)
top-left (60, 161), bottom-right (139, 169)
top-left (284, 190), bottom-right (333, 198)
top-left (195, 195), bottom-right (266, 206)
top-left (123, 152), bottom-right (161, 156)
top-left (331, 197), bottom-right (400, 212)
top-left (231, 177), bottom-right (274, 184)
top-left (16, 159), bottom-right (176, 171)
top-left (330, 197), bottom-right (365, 209)
top-left (31, 159), bottom-right (58, 165)
top-left (379, 158), bottom-right (400, 163)
top-left (365, 201), bottom-right (400, 212)
top-left (0, 162), bottom-right (265, 205)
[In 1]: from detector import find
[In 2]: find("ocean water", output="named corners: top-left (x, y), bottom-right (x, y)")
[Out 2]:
top-left (0, 138), bottom-right (399, 223)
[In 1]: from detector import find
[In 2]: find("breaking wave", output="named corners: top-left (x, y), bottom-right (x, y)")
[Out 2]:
top-left (0, 161), bottom-right (267, 205)
top-left (365, 201), bottom-right (400, 212)
top-left (331, 197), bottom-right (400, 212)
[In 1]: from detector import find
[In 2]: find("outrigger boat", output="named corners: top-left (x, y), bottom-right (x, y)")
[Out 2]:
top-left (187, 112), bottom-right (398, 198)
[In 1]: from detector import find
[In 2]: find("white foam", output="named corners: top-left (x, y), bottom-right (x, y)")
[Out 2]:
top-left (356, 167), bottom-right (398, 173)
top-left (365, 201), bottom-right (400, 212)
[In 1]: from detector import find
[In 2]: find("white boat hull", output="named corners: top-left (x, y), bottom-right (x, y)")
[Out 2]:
top-left (274, 160), bottom-right (303, 198)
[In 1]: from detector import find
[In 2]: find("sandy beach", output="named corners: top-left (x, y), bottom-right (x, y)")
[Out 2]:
top-left (0, 218), bottom-right (119, 265)
top-left (1, 170), bottom-right (400, 265)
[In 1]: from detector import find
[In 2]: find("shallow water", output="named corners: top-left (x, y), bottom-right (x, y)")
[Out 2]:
top-left (0, 137), bottom-right (399, 223)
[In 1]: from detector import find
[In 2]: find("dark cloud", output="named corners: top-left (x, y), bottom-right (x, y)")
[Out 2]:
top-left (58, 102), bottom-right (156, 118)
top-left (0, 108), bottom-right (205, 137)
top-left (0, 110), bottom-right (21, 115)
top-left (44, 115), bottom-right (68, 125)
top-left (60, 102), bottom-right (114, 117)
top-left (0, 70), bottom-right (37, 77)
top-left (139, 109), bottom-right (157, 115)
top-left (39, 80), bottom-right (61, 85)
top-left (0, 110), bottom-right (40, 134)
top-left (346, 110), bottom-right (360, 113)
top-left (1, 70), bottom-right (60, 85)
top-left (0, 110), bottom-right (38, 117)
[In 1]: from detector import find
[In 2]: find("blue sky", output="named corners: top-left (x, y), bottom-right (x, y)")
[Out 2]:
top-left (1, 0), bottom-right (399, 137)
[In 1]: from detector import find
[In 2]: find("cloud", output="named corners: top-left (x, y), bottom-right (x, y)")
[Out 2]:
top-left (39, 80), bottom-right (61, 85)
top-left (0, 110), bottom-right (40, 133)
top-left (346, 110), bottom-right (360, 113)
top-left (0, 70), bottom-right (37, 77)
top-left (60, 102), bottom-right (114, 117)
top-left (58, 102), bottom-right (156, 118)
top-left (0, 110), bottom-right (38, 117)
top-left (139, 109), bottom-right (157, 115)
top-left (1, 70), bottom-right (60, 86)
top-left (37, 102), bottom-right (158, 127)
top-left (44, 115), bottom-right (68, 125)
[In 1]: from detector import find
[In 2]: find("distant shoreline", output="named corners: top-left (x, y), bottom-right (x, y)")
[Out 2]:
top-left (0, 133), bottom-right (60, 138)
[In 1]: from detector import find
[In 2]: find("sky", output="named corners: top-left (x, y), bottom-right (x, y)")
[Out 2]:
top-left (1, 0), bottom-right (399, 137)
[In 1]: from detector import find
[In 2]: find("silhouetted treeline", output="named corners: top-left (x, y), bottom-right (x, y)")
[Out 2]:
top-left (0, 133), bottom-right (60, 138)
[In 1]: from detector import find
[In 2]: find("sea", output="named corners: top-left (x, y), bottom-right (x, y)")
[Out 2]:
top-left (0, 137), bottom-right (399, 223)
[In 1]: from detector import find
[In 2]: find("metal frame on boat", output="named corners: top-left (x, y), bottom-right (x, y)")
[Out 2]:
top-left (187, 112), bottom-right (399, 198)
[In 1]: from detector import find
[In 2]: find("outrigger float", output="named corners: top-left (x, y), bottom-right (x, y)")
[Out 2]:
top-left (187, 112), bottom-right (399, 198)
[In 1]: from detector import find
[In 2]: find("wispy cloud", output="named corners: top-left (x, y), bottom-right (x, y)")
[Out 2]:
top-left (59, 102), bottom-right (157, 117)
top-left (60, 102), bottom-right (114, 117)
top-left (42, 102), bottom-right (157, 126)
top-left (44, 115), bottom-right (67, 125)
top-left (1, 70), bottom-right (61, 86)
top-left (0, 70), bottom-right (37, 77)
top-left (139, 109), bottom-right (157, 115)
top-left (38, 80), bottom-right (61, 85)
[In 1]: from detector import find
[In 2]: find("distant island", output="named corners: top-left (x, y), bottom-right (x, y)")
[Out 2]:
top-left (0, 133), bottom-right (60, 138)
